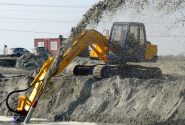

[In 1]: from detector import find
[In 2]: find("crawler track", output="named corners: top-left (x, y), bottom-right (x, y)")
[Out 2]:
top-left (67, 64), bottom-right (162, 79)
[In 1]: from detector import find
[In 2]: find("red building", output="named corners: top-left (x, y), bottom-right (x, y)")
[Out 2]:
top-left (34, 35), bottom-right (64, 54)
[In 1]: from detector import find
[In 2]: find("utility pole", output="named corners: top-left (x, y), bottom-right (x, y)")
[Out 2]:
top-left (4, 45), bottom-right (8, 55)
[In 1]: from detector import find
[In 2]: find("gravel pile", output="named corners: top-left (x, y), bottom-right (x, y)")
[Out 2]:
top-left (1, 59), bottom-right (185, 124)
top-left (31, 73), bottom-right (185, 125)
top-left (16, 53), bottom-right (49, 71)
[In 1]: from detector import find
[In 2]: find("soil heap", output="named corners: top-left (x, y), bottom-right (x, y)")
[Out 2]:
top-left (16, 53), bottom-right (48, 71)
top-left (1, 70), bottom-right (185, 124)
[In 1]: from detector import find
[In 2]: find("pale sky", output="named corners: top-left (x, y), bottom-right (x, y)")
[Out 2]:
top-left (0, 0), bottom-right (100, 53)
top-left (0, 0), bottom-right (184, 56)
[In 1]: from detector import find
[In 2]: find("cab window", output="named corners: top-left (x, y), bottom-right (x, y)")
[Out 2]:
top-left (140, 26), bottom-right (145, 45)
top-left (111, 26), bottom-right (122, 42)
top-left (129, 26), bottom-right (139, 43)
top-left (23, 48), bottom-right (27, 51)
top-left (19, 48), bottom-right (23, 51)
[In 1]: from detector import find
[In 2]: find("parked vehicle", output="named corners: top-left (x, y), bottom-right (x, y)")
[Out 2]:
top-left (8, 48), bottom-right (29, 57)
top-left (31, 47), bottom-right (50, 55)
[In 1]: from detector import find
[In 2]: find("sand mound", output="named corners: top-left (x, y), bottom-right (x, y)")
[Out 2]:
top-left (16, 53), bottom-right (48, 71)
top-left (1, 60), bottom-right (185, 124)
top-left (27, 73), bottom-right (184, 125)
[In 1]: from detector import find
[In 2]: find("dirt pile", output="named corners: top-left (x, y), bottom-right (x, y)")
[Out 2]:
top-left (1, 60), bottom-right (185, 124)
top-left (16, 53), bottom-right (48, 71)
top-left (29, 73), bottom-right (185, 125)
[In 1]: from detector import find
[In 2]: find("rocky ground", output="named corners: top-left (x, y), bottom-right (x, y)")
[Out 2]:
top-left (0, 55), bottom-right (185, 125)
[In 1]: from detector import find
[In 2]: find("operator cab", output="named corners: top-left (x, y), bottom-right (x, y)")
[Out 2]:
top-left (109, 22), bottom-right (148, 62)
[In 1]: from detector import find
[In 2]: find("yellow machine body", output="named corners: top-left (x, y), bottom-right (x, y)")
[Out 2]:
top-left (90, 45), bottom-right (109, 60)
top-left (145, 44), bottom-right (157, 60)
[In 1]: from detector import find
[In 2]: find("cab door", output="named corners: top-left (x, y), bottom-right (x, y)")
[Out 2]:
top-left (136, 25), bottom-right (147, 61)
top-left (125, 25), bottom-right (139, 61)
top-left (126, 24), bottom-right (146, 61)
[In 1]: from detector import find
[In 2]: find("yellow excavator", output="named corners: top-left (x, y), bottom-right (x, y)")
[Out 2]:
top-left (6, 22), bottom-right (161, 123)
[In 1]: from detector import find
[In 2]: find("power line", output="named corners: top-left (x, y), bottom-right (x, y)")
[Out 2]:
top-left (0, 17), bottom-right (181, 24)
top-left (0, 28), bottom-right (184, 37)
top-left (0, 17), bottom-right (77, 23)
top-left (0, 28), bottom-right (60, 34)
top-left (0, 17), bottom-right (178, 24)
top-left (0, 21), bottom-right (76, 24)
top-left (0, 10), bottom-right (83, 13)
top-left (0, 3), bottom-right (88, 8)
top-left (148, 36), bottom-right (185, 38)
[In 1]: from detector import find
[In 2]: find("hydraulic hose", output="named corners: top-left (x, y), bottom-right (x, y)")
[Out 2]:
top-left (5, 82), bottom-right (36, 115)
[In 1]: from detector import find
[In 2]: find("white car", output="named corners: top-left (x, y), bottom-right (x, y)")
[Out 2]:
top-left (8, 48), bottom-right (30, 57)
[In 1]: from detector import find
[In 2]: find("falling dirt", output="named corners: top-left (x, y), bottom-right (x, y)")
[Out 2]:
top-left (70, 0), bottom-right (125, 38)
